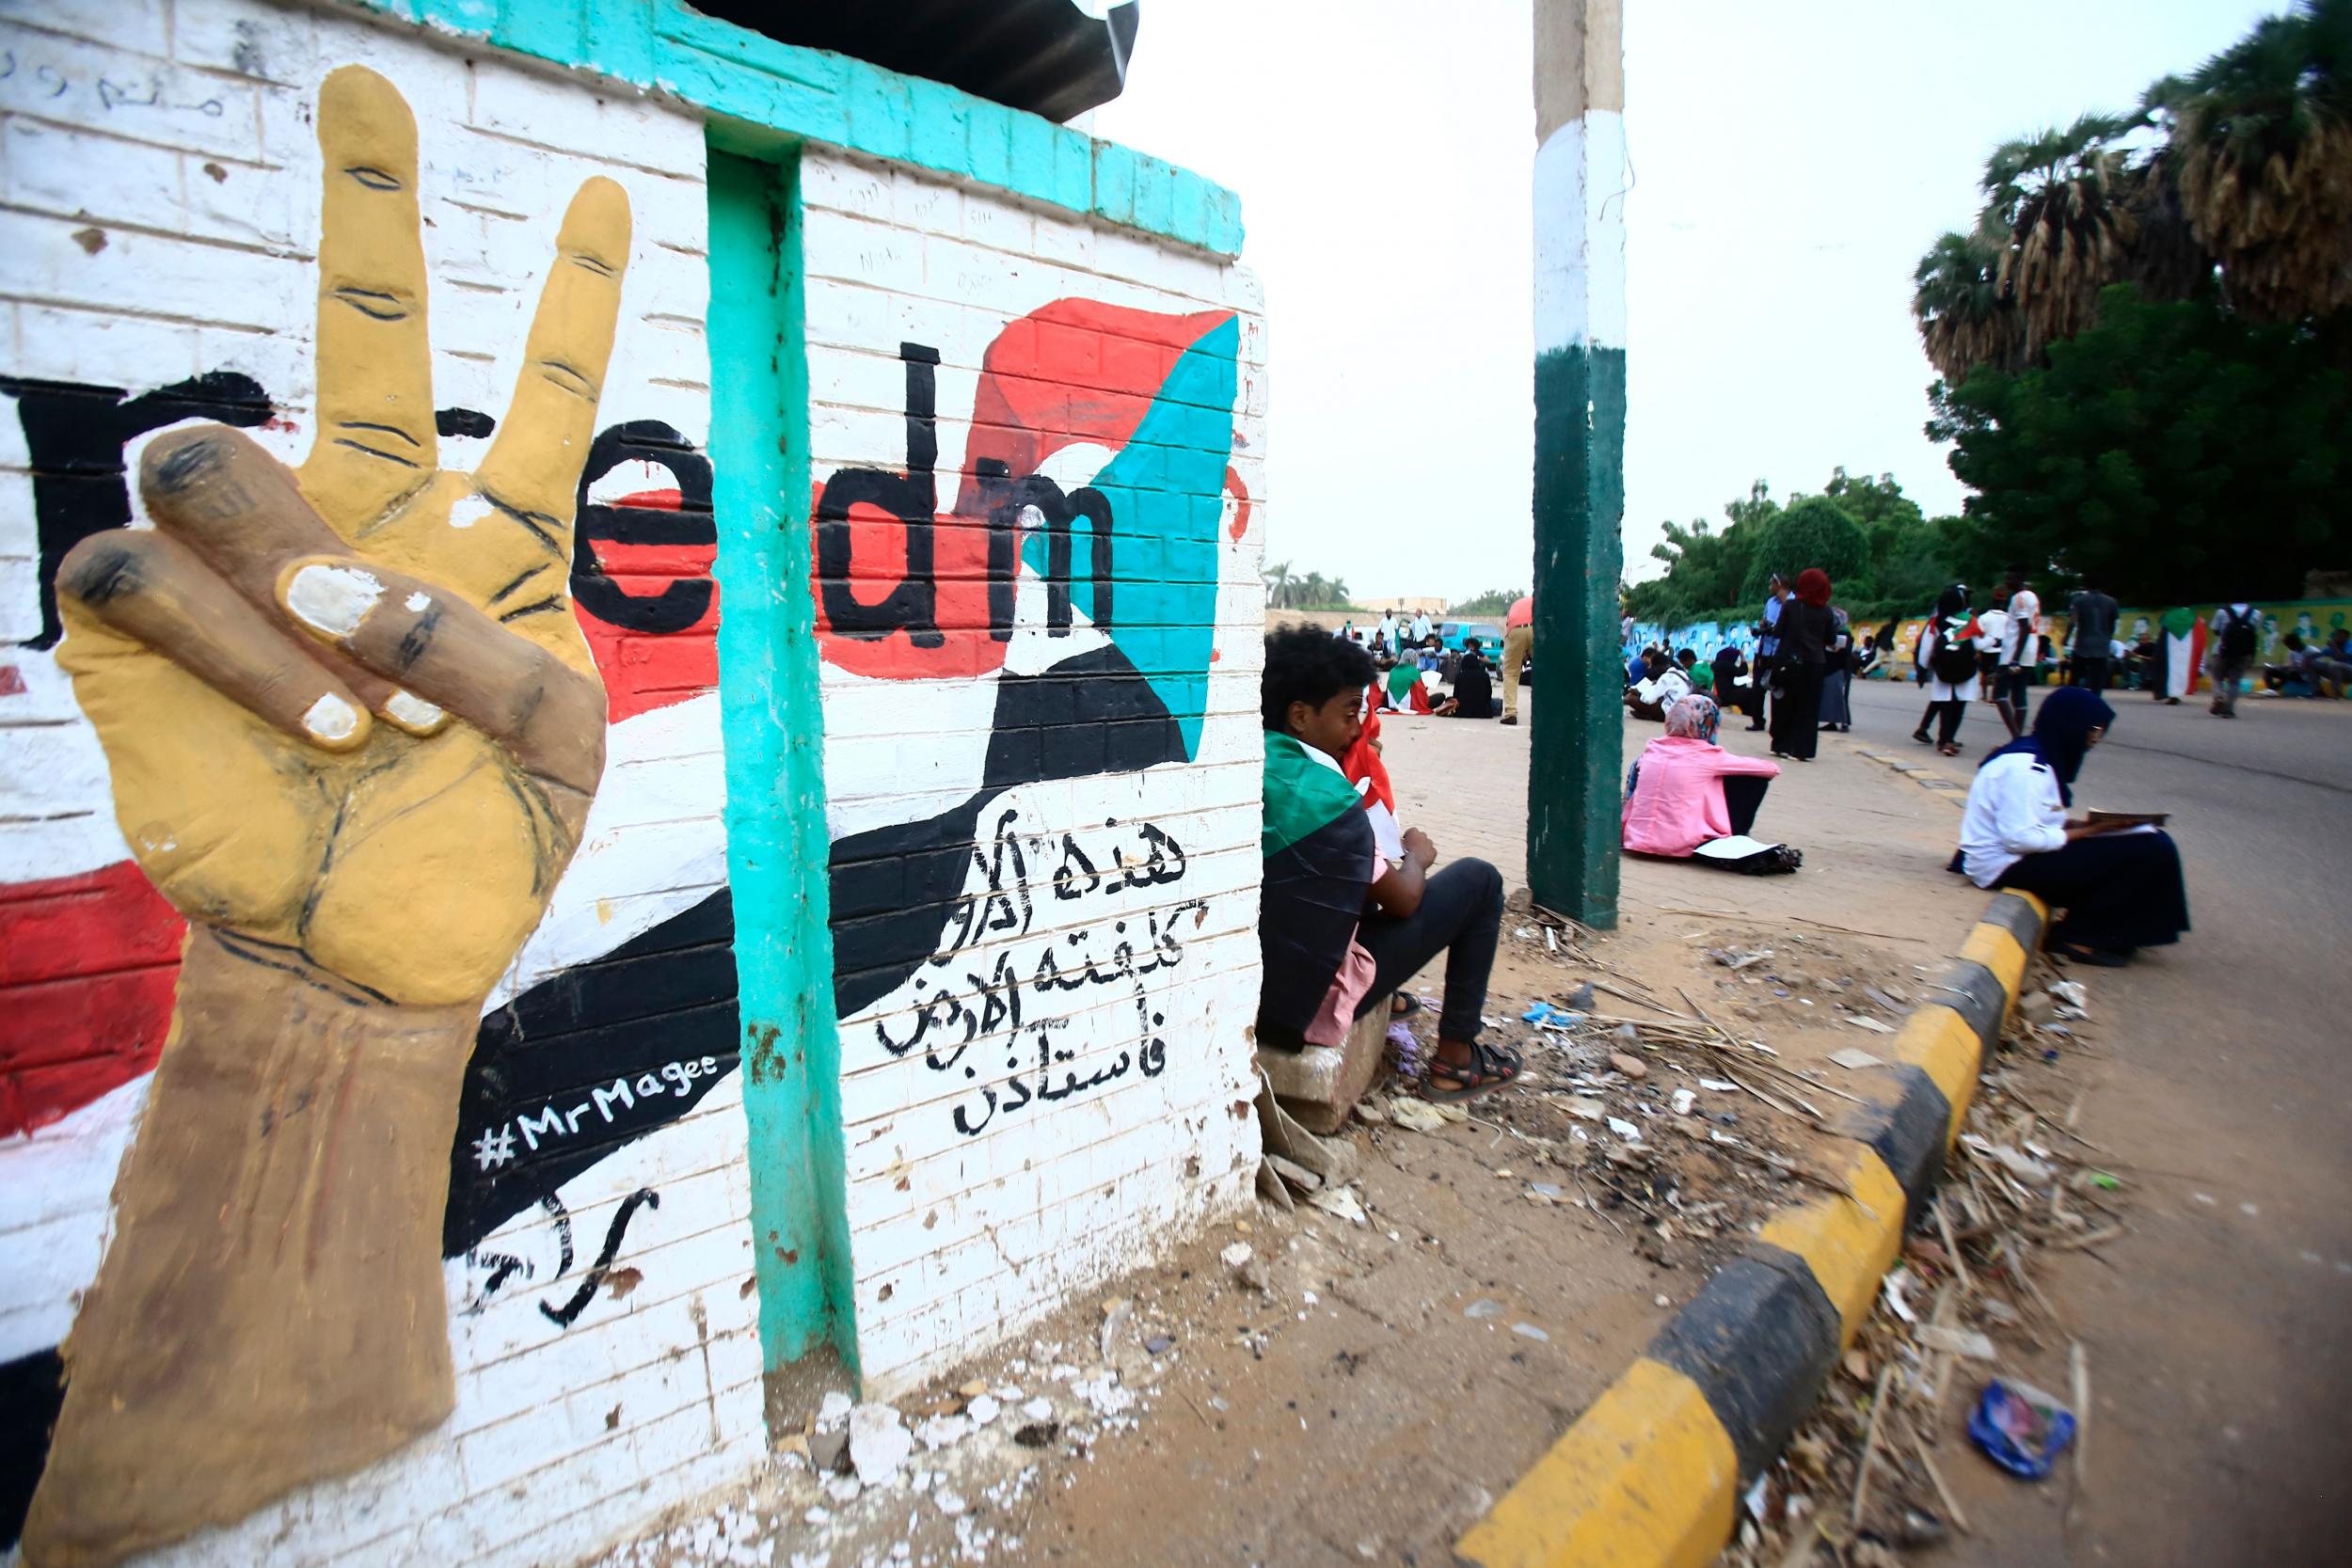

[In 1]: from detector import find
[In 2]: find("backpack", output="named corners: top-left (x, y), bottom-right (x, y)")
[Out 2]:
top-left (2218, 607), bottom-right (2259, 661)
top-left (1930, 624), bottom-right (1979, 684)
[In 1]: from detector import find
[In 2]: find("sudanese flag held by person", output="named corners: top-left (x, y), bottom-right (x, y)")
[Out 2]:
top-left (1260, 733), bottom-right (1379, 1047)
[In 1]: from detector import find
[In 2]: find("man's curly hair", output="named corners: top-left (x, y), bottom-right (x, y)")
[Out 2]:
top-left (1263, 623), bottom-right (1375, 731)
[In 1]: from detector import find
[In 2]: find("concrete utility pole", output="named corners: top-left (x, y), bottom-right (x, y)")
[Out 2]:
top-left (1528, 0), bottom-right (1627, 927)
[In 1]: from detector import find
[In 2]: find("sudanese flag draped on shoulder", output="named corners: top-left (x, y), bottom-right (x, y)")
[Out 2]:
top-left (1260, 733), bottom-right (1378, 1044)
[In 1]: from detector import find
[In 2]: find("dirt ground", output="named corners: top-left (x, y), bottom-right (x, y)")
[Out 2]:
top-left (587, 710), bottom-right (2019, 1568)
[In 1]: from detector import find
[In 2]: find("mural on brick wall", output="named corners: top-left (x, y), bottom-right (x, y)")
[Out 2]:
top-left (0, 64), bottom-right (749, 1564)
top-left (817, 301), bottom-right (1242, 1136)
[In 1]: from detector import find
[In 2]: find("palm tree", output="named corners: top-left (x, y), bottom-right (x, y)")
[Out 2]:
top-left (1326, 577), bottom-right (1350, 607)
top-left (2157, 0), bottom-right (2352, 323)
top-left (1264, 560), bottom-right (1294, 608)
top-left (1913, 228), bottom-right (2023, 384)
top-left (1982, 114), bottom-right (2147, 359)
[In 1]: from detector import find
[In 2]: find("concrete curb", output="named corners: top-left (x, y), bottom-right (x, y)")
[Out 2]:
top-left (1454, 890), bottom-right (2050, 1568)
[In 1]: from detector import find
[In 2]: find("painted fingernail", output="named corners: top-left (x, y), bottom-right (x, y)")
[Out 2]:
top-left (383, 689), bottom-right (446, 731)
top-left (302, 691), bottom-right (362, 743)
top-left (285, 563), bottom-right (383, 639)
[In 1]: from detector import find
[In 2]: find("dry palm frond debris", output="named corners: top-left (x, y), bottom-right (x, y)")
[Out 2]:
top-left (1719, 958), bottom-right (2126, 1567)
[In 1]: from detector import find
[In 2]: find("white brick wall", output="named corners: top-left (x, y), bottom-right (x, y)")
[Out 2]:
top-left (2, 3), bottom-right (1274, 1559)
top-left (0, 6), bottom-right (753, 1566)
top-left (801, 150), bottom-right (1268, 1395)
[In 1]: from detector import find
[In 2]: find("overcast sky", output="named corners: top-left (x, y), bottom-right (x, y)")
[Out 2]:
top-left (1090, 0), bottom-right (2281, 603)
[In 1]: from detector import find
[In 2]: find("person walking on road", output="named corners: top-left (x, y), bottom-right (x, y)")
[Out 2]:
top-left (2067, 576), bottom-right (2121, 692)
top-left (1994, 564), bottom-right (2042, 738)
top-left (1957, 687), bottom-right (2190, 967)
top-left (1768, 569), bottom-right (1835, 761)
top-left (1500, 594), bottom-right (1533, 726)
top-left (2206, 599), bottom-right (2262, 717)
top-left (1915, 585), bottom-right (1981, 756)
top-left (1747, 574), bottom-right (1788, 732)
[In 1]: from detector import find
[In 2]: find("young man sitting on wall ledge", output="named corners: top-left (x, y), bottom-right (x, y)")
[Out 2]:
top-left (1256, 626), bottom-right (1517, 1101)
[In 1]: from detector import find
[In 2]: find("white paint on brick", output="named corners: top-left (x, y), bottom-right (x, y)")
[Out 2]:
top-left (803, 151), bottom-right (1266, 1391)
top-left (0, 8), bottom-right (743, 1566)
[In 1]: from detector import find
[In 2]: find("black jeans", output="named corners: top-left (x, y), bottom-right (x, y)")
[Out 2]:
top-left (1352, 858), bottom-right (1504, 1044)
top-left (1722, 774), bottom-right (1769, 835)
top-left (1933, 698), bottom-right (1967, 745)
top-left (2072, 657), bottom-right (2111, 692)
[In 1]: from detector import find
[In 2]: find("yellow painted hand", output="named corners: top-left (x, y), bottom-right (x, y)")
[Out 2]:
top-left (55, 66), bottom-right (628, 1006)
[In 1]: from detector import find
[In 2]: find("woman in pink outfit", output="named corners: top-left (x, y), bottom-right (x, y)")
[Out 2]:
top-left (1622, 696), bottom-right (1802, 873)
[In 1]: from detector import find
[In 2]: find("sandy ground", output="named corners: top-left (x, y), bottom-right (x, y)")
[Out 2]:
top-left (589, 679), bottom-right (2351, 1568)
top-left (589, 700), bottom-right (2001, 1568)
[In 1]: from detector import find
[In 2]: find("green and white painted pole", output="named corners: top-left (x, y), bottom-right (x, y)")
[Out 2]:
top-left (1529, 0), bottom-right (1626, 928)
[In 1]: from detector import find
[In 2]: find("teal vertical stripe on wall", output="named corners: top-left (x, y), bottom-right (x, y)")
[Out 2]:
top-left (706, 147), bottom-right (859, 1382)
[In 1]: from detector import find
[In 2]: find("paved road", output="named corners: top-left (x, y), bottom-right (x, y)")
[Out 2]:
top-left (1837, 677), bottom-right (2352, 1567)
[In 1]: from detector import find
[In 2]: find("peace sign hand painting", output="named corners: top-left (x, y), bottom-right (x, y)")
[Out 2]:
top-left (24, 69), bottom-right (628, 1567)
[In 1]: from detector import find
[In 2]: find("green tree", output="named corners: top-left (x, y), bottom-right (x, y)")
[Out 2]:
top-left (1738, 494), bottom-right (1871, 601)
top-left (1448, 588), bottom-right (1526, 617)
top-left (1823, 468), bottom-right (1953, 605)
top-left (1915, 2), bottom-right (2350, 385)
top-left (1928, 283), bottom-right (2352, 603)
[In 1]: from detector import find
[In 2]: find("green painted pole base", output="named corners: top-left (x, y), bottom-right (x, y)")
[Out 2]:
top-left (1528, 343), bottom-right (1625, 929)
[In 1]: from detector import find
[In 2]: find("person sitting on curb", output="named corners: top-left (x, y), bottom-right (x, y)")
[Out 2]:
top-left (1956, 687), bottom-right (2190, 968)
top-left (1257, 626), bottom-right (1518, 1101)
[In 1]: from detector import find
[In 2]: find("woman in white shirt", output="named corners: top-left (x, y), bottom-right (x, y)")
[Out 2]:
top-left (1957, 688), bottom-right (2190, 966)
top-left (1911, 585), bottom-right (1981, 756)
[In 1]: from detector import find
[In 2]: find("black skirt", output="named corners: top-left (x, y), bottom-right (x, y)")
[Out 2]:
top-left (1994, 830), bottom-right (2191, 953)
top-left (1770, 662), bottom-right (1826, 758)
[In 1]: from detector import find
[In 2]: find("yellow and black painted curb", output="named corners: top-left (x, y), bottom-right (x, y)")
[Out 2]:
top-left (1454, 890), bottom-right (2049, 1568)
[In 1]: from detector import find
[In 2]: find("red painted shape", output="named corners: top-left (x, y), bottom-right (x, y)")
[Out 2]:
top-left (4, 478), bottom-right (723, 1136)
top-left (0, 862), bottom-right (184, 1137)
top-left (573, 486), bottom-right (721, 722)
top-left (815, 299), bottom-right (1237, 682)
top-left (0, 664), bottom-right (25, 696)
top-left (1224, 464), bottom-right (1251, 543)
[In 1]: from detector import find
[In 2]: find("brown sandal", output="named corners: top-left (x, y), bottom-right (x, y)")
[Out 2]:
top-left (1421, 1039), bottom-right (1523, 1103)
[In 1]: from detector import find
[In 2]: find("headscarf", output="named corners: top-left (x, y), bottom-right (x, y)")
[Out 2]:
top-left (1933, 583), bottom-right (1969, 625)
top-left (1795, 568), bottom-right (1832, 608)
top-left (1663, 693), bottom-right (1721, 744)
top-left (1979, 685), bottom-right (2114, 805)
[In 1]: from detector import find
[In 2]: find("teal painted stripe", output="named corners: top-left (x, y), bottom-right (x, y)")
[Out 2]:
top-left (353, 0), bottom-right (1245, 257)
top-left (707, 148), bottom-right (859, 1379)
top-left (1526, 342), bottom-right (1626, 929)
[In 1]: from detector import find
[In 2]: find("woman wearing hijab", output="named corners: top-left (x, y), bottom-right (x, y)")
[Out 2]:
top-left (1818, 606), bottom-right (1856, 732)
top-left (1957, 687), bottom-right (2189, 966)
top-left (1624, 695), bottom-right (1799, 873)
top-left (1914, 585), bottom-right (1981, 755)
top-left (1768, 568), bottom-right (1836, 760)
top-left (1446, 638), bottom-right (1496, 719)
